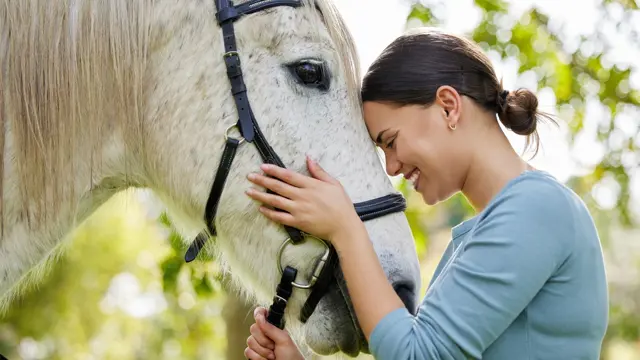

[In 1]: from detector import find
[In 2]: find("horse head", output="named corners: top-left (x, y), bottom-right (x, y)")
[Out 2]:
top-left (1, 0), bottom-right (420, 355)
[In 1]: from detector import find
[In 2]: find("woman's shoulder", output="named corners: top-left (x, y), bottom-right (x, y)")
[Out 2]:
top-left (476, 169), bottom-right (595, 243)
top-left (488, 170), bottom-right (586, 218)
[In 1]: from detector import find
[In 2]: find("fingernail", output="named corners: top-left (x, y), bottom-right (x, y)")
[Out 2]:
top-left (268, 353), bottom-right (275, 360)
top-left (247, 173), bottom-right (256, 180)
top-left (261, 164), bottom-right (272, 170)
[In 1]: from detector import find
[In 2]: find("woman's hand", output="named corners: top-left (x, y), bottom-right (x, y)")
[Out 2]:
top-left (245, 156), bottom-right (360, 243)
top-left (245, 307), bottom-right (305, 360)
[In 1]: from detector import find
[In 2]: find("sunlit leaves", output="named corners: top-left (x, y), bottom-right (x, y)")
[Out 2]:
top-left (474, 0), bottom-right (508, 13)
top-left (406, 3), bottom-right (436, 26)
top-left (0, 195), bottom-right (228, 359)
top-left (604, 0), bottom-right (639, 9)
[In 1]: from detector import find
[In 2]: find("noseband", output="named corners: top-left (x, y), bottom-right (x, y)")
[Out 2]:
top-left (184, 0), bottom-right (407, 329)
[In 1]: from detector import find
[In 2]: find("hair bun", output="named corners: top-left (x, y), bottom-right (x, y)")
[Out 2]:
top-left (496, 88), bottom-right (539, 136)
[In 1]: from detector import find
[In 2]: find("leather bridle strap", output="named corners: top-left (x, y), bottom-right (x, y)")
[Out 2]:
top-left (184, 0), bottom-right (408, 329)
top-left (267, 265), bottom-right (298, 329)
top-left (185, 0), bottom-right (307, 263)
top-left (219, 0), bottom-right (305, 246)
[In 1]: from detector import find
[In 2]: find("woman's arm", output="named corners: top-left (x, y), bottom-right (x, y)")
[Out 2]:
top-left (330, 218), bottom-right (406, 339)
top-left (359, 177), bottom-right (577, 360)
top-left (245, 160), bottom-right (580, 360)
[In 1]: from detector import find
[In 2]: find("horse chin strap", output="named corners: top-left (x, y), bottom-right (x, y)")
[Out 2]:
top-left (184, 0), bottom-right (407, 330)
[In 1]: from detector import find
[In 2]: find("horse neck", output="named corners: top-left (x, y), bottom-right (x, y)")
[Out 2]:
top-left (0, 116), bottom-right (145, 303)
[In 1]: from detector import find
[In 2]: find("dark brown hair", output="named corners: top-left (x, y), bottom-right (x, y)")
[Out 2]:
top-left (361, 28), bottom-right (555, 156)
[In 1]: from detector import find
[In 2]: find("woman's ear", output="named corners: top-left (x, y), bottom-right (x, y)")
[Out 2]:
top-left (435, 86), bottom-right (462, 129)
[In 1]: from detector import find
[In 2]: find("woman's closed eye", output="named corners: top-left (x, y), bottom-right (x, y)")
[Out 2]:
top-left (385, 133), bottom-right (398, 149)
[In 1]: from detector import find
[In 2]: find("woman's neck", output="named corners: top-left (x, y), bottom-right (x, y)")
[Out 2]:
top-left (461, 131), bottom-right (532, 212)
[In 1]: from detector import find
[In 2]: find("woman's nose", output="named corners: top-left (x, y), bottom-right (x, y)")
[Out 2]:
top-left (384, 153), bottom-right (402, 177)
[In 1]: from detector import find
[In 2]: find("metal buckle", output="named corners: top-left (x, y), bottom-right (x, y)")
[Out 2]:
top-left (273, 294), bottom-right (288, 305)
top-left (224, 51), bottom-right (239, 58)
top-left (224, 124), bottom-right (245, 144)
top-left (276, 235), bottom-right (330, 289)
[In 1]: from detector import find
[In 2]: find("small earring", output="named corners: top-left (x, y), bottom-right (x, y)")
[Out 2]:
top-left (449, 123), bottom-right (457, 131)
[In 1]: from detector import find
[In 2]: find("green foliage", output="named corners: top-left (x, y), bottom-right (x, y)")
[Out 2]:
top-left (407, 3), bottom-right (437, 26)
top-left (474, 0), bottom-right (508, 13)
top-left (604, 0), bottom-right (638, 9)
top-left (0, 193), bottom-right (228, 359)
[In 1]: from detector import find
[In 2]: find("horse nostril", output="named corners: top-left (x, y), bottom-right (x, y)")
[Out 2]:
top-left (393, 282), bottom-right (417, 315)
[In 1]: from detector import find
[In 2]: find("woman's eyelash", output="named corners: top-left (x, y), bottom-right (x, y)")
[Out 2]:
top-left (387, 134), bottom-right (398, 148)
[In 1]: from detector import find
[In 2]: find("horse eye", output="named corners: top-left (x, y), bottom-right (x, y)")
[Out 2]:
top-left (288, 60), bottom-right (330, 90)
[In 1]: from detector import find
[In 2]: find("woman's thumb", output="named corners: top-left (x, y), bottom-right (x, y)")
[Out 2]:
top-left (256, 308), bottom-right (293, 344)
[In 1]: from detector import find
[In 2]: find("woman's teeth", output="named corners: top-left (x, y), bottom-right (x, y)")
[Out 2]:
top-left (408, 170), bottom-right (420, 190)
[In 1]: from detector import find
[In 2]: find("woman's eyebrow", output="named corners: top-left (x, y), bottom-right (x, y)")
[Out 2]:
top-left (375, 128), bottom-right (390, 144)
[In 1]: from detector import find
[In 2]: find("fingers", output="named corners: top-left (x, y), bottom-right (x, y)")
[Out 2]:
top-left (253, 307), bottom-right (281, 348)
top-left (255, 310), bottom-right (295, 345)
top-left (259, 164), bottom-right (312, 188)
top-left (250, 323), bottom-right (275, 350)
top-left (246, 308), bottom-right (275, 360)
top-left (257, 206), bottom-right (297, 227)
top-left (246, 334), bottom-right (275, 360)
top-left (244, 346), bottom-right (271, 360)
top-left (247, 173), bottom-right (300, 200)
top-left (254, 306), bottom-right (268, 318)
top-left (246, 188), bottom-right (295, 213)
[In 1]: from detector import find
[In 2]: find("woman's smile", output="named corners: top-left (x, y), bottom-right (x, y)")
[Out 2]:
top-left (405, 167), bottom-right (421, 191)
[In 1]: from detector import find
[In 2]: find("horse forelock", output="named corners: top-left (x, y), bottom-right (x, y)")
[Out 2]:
top-left (235, 0), bottom-right (361, 109)
top-left (302, 0), bottom-right (361, 110)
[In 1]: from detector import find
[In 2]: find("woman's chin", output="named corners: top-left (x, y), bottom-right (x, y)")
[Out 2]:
top-left (418, 184), bottom-right (446, 206)
top-left (422, 194), bottom-right (439, 206)
top-left (417, 188), bottom-right (438, 206)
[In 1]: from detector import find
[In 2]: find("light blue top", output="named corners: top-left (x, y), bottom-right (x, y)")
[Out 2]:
top-left (370, 170), bottom-right (609, 360)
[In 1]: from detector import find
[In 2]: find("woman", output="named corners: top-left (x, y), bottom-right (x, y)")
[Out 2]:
top-left (243, 28), bottom-right (609, 360)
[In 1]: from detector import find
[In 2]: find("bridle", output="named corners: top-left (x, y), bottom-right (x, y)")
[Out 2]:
top-left (183, 0), bottom-right (407, 329)
top-left (185, 0), bottom-right (408, 330)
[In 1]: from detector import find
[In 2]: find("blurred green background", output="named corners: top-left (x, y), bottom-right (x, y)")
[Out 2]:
top-left (1, 0), bottom-right (639, 359)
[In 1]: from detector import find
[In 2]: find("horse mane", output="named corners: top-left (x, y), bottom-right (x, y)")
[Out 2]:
top-left (1, 0), bottom-right (151, 226)
top-left (0, 0), bottom-right (360, 228)
top-left (1, 3), bottom-right (6, 233)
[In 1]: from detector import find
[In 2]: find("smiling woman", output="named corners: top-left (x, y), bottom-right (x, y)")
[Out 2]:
top-left (244, 27), bottom-right (609, 360)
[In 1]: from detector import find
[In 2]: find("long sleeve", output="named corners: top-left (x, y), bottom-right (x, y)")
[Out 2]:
top-left (369, 175), bottom-right (578, 359)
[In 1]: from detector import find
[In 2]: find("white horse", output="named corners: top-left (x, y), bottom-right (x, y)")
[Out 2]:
top-left (0, 0), bottom-right (421, 356)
